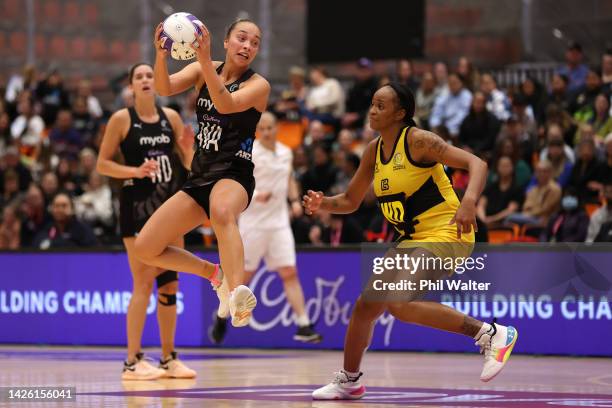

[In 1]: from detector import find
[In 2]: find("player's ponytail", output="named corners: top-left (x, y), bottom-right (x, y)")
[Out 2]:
top-left (386, 82), bottom-right (417, 127)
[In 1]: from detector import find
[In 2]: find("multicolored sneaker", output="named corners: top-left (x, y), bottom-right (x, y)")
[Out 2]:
top-left (475, 319), bottom-right (518, 382)
top-left (312, 371), bottom-right (365, 400)
top-left (228, 285), bottom-right (257, 327)
top-left (159, 351), bottom-right (196, 379)
top-left (293, 324), bottom-right (323, 343)
top-left (121, 353), bottom-right (165, 381)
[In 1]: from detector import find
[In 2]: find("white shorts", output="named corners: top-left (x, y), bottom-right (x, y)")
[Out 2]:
top-left (240, 226), bottom-right (296, 271)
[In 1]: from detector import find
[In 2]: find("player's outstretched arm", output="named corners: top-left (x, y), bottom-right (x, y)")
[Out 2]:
top-left (303, 140), bottom-right (376, 215)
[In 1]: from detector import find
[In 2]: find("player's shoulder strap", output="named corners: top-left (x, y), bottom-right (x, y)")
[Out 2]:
top-left (238, 68), bottom-right (256, 84)
top-left (156, 105), bottom-right (170, 123)
top-left (127, 106), bottom-right (139, 127)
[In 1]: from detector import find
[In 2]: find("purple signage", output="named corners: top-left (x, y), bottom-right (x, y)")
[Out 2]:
top-left (0, 250), bottom-right (611, 356)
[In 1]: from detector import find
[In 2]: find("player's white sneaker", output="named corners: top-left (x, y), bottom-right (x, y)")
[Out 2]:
top-left (159, 352), bottom-right (196, 379)
top-left (312, 371), bottom-right (366, 400)
top-left (121, 353), bottom-right (165, 381)
top-left (228, 285), bottom-right (257, 327)
top-left (476, 319), bottom-right (518, 382)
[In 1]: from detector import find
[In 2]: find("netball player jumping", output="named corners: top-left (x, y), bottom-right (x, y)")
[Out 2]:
top-left (97, 63), bottom-right (197, 380)
top-left (209, 112), bottom-right (322, 344)
top-left (306, 83), bottom-right (518, 399)
top-left (133, 19), bottom-right (270, 327)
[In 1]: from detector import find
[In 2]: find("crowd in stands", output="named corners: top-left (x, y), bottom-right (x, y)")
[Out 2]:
top-left (1, 41), bottom-right (612, 249)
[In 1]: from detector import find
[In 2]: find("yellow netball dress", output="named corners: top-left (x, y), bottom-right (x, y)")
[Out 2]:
top-left (373, 126), bottom-right (474, 258)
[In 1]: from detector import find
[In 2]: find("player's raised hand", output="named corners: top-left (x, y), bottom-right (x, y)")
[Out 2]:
top-left (154, 23), bottom-right (169, 57)
top-left (303, 190), bottom-right (323, 216)
top-left (190, 22), bottom-right (212, 63)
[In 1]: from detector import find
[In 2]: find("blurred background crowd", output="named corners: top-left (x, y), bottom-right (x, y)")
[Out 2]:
top-left (1, 0), bottom-right (612, 250)
top-left (1, 41), bottom-right (612, 250)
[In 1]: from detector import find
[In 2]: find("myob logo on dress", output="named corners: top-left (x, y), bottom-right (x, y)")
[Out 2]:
top-left (139, 134), bottom-right (171, 146)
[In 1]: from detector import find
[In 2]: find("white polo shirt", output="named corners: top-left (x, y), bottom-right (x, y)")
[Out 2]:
top-left (240, 140), bottom-right (293, 230)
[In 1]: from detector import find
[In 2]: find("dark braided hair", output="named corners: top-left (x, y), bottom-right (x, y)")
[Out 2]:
top-left (385, 82), bottom-right (417, 127)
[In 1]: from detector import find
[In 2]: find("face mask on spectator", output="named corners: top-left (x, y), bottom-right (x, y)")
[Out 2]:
top-left (561, 196), bottom-right (578, 211)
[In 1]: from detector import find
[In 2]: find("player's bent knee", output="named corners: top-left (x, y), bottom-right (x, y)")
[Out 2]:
top-left (209, 204), bottom-right (235, 227)
top-left (387, 301), bottom-right (411, 317)
top-left (353, 296), bottom-right (386, 319)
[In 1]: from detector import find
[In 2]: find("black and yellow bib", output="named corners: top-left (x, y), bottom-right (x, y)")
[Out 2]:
top-left (373, 126), bottom-right (474, 243)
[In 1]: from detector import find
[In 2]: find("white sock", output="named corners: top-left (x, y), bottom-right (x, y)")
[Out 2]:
top-left (296, 314), bottom-right (310, 327)
top-left (474, 322), bottom-right (493, 340)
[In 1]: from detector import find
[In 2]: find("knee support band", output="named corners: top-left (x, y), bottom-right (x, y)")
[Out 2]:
top-left (158, 293), bottom-right (177, 306)
top-left (156, 270), bottom-right (178, 288)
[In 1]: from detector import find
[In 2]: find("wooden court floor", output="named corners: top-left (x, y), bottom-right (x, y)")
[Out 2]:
top-left (0, 345), bottom-right (611, 407)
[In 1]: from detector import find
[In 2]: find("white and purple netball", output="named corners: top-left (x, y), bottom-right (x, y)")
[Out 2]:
top-left (159, 12), bottom-right (204, 60)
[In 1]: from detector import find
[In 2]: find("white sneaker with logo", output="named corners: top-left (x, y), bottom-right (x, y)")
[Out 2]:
top-left (312, 371), bottom-right (366, 400)
top-left (476, 320), bottom-right (518, 382)
top-left (228, 285), bottom-right (257, 327)
top-left (121, 354), bottom-right (165, 381)
top-left (159, 352), bottom-right (196, 379)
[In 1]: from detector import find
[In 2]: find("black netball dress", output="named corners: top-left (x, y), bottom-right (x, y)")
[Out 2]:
top-left (119, 106), bottom-right (187, 237)
top-left (182, 63), bottom-right (262, 215)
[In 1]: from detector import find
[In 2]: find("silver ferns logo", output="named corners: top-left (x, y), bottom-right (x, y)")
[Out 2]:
top-left (235, 138), bottom-right (253, 160)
